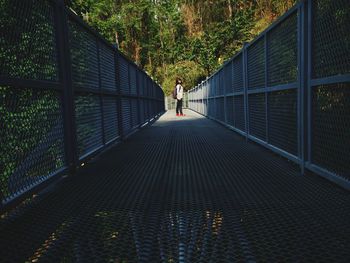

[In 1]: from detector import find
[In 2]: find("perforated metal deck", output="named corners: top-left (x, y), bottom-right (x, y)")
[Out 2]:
top-left (1, 110), bottom-right (350, 262)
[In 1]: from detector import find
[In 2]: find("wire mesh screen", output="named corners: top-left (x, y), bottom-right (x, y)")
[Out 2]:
top-left (213, 78), bottom-right (216, 96)
top-left (0, 86), bottom-right (65, 201)
top-left (154, 100), bottom-right (158, 116)
top-left (147, 80), bottom-right (152, 97)
top-left (225, 62), bottom-right (233, 94)
top-left (232, 54), bottom-right (244, 93)
top-left (148, 100), bottom-right (153, 117)
top-left (212, 98), bottom-right (216, 118)
top-left (102, 96), bottom-right (119, 143)
top-left (151, 81), bottom-right (156, 98)
top-left (75, 94), bottom-right (103, 157)
top-left (225, 96), bottom-right (234, 126)
top-left (233, 95), bottom-right (245, 132)
top-left (150, 100), bottom-right (155, 117)
top-left (143, 80), bottom-right (148, 97)
top-left (150, 84), bottom-right (153, 99)
top-left (203, 100), bottom-right (207, 115)
top-left (268, 90), bottom-right (298, 155)
top-left (248, 93), bottom-right (266, 141)
top-left (68, 20), bottom-right (99, 90)
top-left (131, 99), bottom-right (139, 129)
top-left (267, 12), bottom-right (298, 87)
top-left (195, 101), bottom-right (199, 112)
top-left (208, 98), bottom-right (214, 117)
top-left (209, 79), bottom-right (214, 97)
top-left (99, 44), bottom-right (116, 91)
top-left (312, 0), bottom-right (350, 78)
top-left (208, 79), bottom-right (213, 97)
top-left (149, 100), bottom-right (153, 118)
top-left (151, 100), bottom-right (156, 116)
top-left (183, 92), bottom-right (189, 108)
top-left (216, 98), bottom-right (225, 122)
top-left (312, 83), bottom-right (350, 180)
top-left (247, 38), bottom-right (265, 89)
top-left (147, 79), bottom-right (152, 97)
top-left (202, 84), bottom-right (207, 99)
top-left (215, 74), bottom-right (219, 96)
top-left (207, 98), bottom-right (212, 117)
top-left (129, 65), bottom-right (137, 95)
top-left (187, 1), bottom-right (350, 189)
top-left (0, 0), bottom-right (58, 81)
top-left (138, 74), bottom-right (145, 96)
top-left (216, 77), bottom-right (220, 96)
top-left (0, 0), bottom-right (164, 206)
top-left (139, 99), bottom-right (145, 123)
top-left (217, 72), bottom-right (223, 96)
top-left (119, 56), bottom-right (130, 94)
top-left (122, 99), bottom-right (132, 134)
top-left (152, 83), bottom-right (156, 98)
top-left (144, 100), bottom-right (149, 120)
top-left (166, 96), bottom-right (176, 111)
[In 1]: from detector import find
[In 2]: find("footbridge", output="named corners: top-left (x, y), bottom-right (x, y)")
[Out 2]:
top-left (0, 0), bottom-right (349, 262)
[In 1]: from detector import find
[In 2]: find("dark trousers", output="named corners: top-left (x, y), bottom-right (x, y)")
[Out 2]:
top-left (176, 99), bottom-right (183, 114)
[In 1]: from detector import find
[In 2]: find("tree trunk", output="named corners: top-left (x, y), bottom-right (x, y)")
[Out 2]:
top-left (135, 43), bottom-right (141, 65)
top-left (228, 0), bottom-right (232, 18)
top-left (115, 31), bottom-right (119, 48)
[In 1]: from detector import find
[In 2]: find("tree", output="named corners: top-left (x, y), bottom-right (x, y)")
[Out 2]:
top-left (65, 0), bottom-right (296, 93)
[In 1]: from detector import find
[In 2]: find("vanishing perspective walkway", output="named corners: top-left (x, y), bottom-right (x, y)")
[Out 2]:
top-left (1, 110), bottom-right (350, 262)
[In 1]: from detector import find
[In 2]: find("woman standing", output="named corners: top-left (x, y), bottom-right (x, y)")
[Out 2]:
top-left (175, 78), bottom-right (184, 116)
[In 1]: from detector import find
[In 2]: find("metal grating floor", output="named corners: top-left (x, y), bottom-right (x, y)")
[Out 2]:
top-left (1, 110), bottom-right (350, 262)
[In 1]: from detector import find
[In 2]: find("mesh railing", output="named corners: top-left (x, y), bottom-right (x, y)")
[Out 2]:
top-left (188, 0), bottom-right (350, 190)
top-left (0, 0), bottom-right (164, 207)
top-left (165, 92), bottom-right (188, 111)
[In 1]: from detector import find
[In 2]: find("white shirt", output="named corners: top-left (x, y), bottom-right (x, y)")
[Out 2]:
top-left (176, 84), bottom-right (183, 100)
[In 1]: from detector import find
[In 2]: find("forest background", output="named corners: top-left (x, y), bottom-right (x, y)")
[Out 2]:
top-left (65, 0), bottom-right (296, 95)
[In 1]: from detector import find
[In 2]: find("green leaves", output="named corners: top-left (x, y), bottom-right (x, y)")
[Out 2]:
top-left (159, 61), bottom-right (206, 95)
top-left (66, 0), bottom-right (295, 94)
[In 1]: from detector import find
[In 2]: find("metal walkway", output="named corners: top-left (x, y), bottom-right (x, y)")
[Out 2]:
top-left (1, 110), bottom-right (349, 262)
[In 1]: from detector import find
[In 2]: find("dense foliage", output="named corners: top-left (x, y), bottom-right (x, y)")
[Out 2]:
top-left (65, 0), bottom-right (296, 95)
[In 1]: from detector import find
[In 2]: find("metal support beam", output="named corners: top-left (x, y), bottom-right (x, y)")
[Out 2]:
top-left (136, 66), bottom-right (142, 128)
top-left (115, 50), bottom-right (124, 139)
top-left (243, 43), bottom-right (249, 141)
top-left (54, 0), bottom-right (78, 174)
top-left (307, 0), bottom-right (313, 165)
top-left (97, 41), bottom-right (106, 146)
top-left (298, 1), bottom-right (308, 175)
top-left (264, 34), bottom-right (269, 144)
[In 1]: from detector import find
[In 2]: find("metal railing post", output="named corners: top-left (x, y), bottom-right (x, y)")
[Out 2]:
top-left (298, 0), bottom-right (309, 175)
top-left (136, 70), bottom-right (142, 128)
top-left (206, 81), bottom-right (209, 116)
top-left (243, 43), bottom-right (249, 141)
top-left (224, 71), bottom-right (227, 123)
top-left (96, 42), bottom-right (106, 145)
top-left (115, 50), bottom-right (124, 139)
top-left (305, 0), bottom-right (313, 171)
top-left (232, 59), bottom-right (236, 128)
top-left (54, 0), bottom-right (78, 174)
top-left (127, 63), bottom-right (132, 131)
top-left (264, 34), bottom-right (269, 143)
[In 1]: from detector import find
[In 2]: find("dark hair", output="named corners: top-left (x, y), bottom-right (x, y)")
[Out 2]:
top-left (176, 78), bottom-right (182, 85)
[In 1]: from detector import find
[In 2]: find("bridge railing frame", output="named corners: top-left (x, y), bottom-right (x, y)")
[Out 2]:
top-left (188, 0), bottom-right (350, 190)
top-left (0, 0), bottom-right (165, 211)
